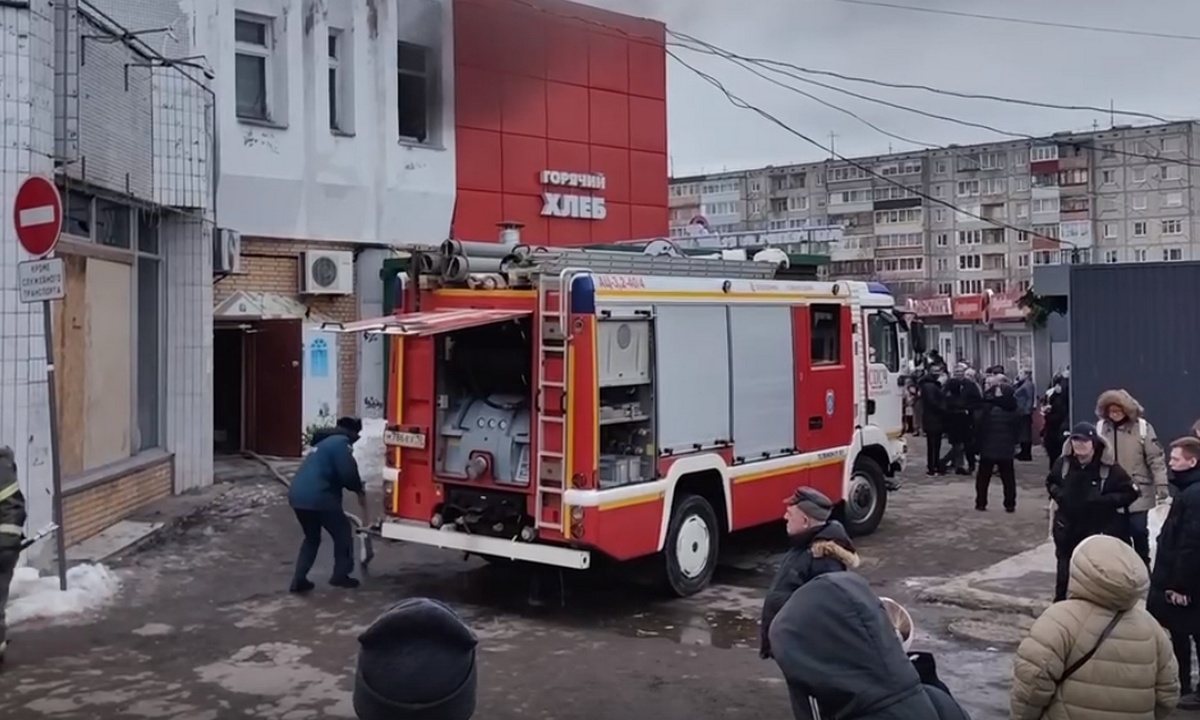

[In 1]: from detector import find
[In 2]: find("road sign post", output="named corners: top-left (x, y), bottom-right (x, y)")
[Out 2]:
top-left (13, 175), bottom-right (67, 592)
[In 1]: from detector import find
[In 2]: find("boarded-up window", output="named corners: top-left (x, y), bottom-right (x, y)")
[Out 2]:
top-left (52, 255), bottom-right (133, 476)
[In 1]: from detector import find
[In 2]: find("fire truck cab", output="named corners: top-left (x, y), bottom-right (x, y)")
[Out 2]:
top-left (328, 240), bottom-right (913, 597)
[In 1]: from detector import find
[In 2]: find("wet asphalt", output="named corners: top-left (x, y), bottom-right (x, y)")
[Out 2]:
top-left (0, 442), bottom-right (1056, 719)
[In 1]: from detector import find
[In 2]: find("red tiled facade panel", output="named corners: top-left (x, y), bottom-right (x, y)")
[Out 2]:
top-left (452, 0), bottom-right (668, 246)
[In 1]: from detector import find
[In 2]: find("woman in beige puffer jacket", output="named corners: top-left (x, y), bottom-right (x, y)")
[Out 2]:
top-left (1010, 534), bottom-right (1178, 720)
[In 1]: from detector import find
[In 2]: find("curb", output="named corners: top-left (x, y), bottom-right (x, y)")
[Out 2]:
top-left (918, 581), bottom-right (1050, 618)
top-left (103, 485), bottom-right (244, 563)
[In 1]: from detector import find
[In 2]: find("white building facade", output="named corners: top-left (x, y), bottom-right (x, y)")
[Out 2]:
top-left (196, 0), bottom-right (456, 244)
top-left (190, 0), bottom-right (457, 454)
top-left (1, 0), bottom-right (214, 561)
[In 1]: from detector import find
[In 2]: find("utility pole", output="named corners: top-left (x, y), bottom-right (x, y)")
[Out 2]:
top-left (1109, 99), bottom-right (1115, 128)
top-left (829, 132), bottom-right (838, 159)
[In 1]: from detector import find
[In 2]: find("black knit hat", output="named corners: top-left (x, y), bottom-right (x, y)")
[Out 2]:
top-left (353, 598), bottom-right (478, 720)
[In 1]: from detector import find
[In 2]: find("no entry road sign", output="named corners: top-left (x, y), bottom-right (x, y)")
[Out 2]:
top-left (14, 175), bottom-right (63, 258)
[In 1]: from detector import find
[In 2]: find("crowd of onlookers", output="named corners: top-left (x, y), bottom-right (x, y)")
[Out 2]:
top-left (889, 351), bottom-right (1200, 718)
top-left (274, 355), bottom-right (1200, 720)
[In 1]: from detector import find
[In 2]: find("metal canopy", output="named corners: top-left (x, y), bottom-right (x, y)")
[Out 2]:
top-left (213, 290), bottom-right (337, 323)
top-left (321, 308), bottom-right (530, 336)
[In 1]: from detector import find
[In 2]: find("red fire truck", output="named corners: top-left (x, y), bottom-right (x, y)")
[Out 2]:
top-left (327, 238), bottom-right (912, 596)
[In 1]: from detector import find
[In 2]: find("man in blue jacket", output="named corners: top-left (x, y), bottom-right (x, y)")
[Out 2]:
top-left (288, 417), bottom-right (371, 593)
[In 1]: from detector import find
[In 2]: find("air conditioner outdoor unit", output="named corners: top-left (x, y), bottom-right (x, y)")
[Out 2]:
top-left (299, 250), bottom-right (354, 295)
top-left (213, 228), bottom-right (242, 274)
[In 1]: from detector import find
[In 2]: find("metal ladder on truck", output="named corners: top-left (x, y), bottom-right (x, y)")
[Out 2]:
top-left (532, 269), bottom-right (584, 535)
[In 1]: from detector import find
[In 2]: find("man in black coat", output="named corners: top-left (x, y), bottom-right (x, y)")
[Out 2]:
top-left (760, 487), bottom-right (860, 660)
top-left (940, 366), bottom-right (981, 475)
top-left (1041, 373), bottom-right (1070, 469)
top-left (918, 372), bottom-right (947, 476)
top-left (1047, 422), bottom-right (1140, 602)
top-left (974, 379), bottom-right (1021, 512)
top-left (1148, 436), bottom-right (1200, 710)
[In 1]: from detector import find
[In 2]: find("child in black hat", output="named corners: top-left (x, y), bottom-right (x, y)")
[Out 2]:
top-left (354, 598), bottom-right (478, 720)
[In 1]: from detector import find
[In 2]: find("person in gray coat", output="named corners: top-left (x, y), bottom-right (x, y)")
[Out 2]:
top-left (1013, 370), bottom-right (1036, 461)
top-left (768, 571), bottom-right (970, 720)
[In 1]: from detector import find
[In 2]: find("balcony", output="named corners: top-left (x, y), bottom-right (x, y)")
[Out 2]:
top-left (981, 228), bottom-right (1006, 245)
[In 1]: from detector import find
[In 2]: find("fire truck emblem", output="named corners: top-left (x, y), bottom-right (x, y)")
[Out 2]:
top-left (825, 390), bottom-right (835, 416)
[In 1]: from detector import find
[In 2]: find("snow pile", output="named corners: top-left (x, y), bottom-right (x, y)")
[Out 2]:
top-left (6, 564), bottom-right (122, 626)
top-left (355, 417), bottom-right (387, 488)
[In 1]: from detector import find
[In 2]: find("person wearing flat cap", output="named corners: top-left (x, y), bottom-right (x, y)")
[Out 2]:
top-left (1046, 421), bottom-right (1139, 602)
top-left (354, 597), bottom-right (479, 720)
top-left (759, 486), bottom-right (861, 660)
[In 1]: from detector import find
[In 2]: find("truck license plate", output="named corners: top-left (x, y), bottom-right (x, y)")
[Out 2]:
top-left (383, 430), bottom-right (426, 449)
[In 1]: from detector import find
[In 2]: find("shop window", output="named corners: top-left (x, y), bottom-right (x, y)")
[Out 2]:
top-left (137, 210), bottom-right (159, 253)
top-left (810, 305), bottom-right (842, 365)
top-left (94, 200), bottom-right (131, 248)
top-left (136, 255), bottom-right (161, 451)
top-left (62, 191), bottom-right (91, 238)
top-left (52, 196), bottom-right (166, 476)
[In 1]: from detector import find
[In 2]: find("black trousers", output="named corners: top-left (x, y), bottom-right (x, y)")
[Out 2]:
top-left (1045, 441), bottom-right (1063, 470)
top-left (1054, 550), bottom-right (1072, 602)
top-left (291, 508), bottom-right (355, 586)
top-left (1171, 631), bottom-right (1200, 694)
top-left (926, 430), bottom-right (944, 473)
top-left (975, 459), bottom-right (1016, 510)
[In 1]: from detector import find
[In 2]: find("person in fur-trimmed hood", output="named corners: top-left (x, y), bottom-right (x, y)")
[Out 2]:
top-left (760, 487), bottom-right (861, 660)
top-left (1062, 389), bottom-right (1168, 567)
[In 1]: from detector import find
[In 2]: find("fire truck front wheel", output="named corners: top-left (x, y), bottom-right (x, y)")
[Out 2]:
top-left (843, 456), bottom-right (888, 537)
top-left (662, 494), bottom-right (720, 597)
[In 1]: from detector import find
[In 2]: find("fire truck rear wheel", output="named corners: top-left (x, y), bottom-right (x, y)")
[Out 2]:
top-left (662, 493), bottom-right (720, 597)
top-left (843, 456), bottom-right (888, 537)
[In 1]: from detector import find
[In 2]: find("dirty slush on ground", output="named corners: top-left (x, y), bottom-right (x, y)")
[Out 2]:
top-left (2, 442), bottom-right (1053, 719)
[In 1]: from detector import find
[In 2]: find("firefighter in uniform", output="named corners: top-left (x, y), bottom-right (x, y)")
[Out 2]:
top-left (0, 446), bottom-right (25, 666)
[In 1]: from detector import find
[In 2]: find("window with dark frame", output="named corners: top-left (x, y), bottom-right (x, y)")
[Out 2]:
top-left (810, 305), bottom-right (842, 365)
top-left (94, 199), bottom-right (131, 248)
top-left (235, 17), bottom-right (270, 121)
top-left (328, 31), bottom-right (342, 131)
top-left (397, 41), bottom-right (431, 142)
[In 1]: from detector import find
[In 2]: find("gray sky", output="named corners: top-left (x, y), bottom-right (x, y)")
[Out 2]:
top-left (585, 0), bottom-right (1200, 177)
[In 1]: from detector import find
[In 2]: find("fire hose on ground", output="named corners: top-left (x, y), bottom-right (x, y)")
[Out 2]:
top-left (243, 452), bottom-right (376, 572)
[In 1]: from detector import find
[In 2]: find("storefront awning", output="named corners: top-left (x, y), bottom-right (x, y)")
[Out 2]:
top-left (321, 308), bottom-right (529, 336)
top-left (213, 290), bottom-right (336, 324)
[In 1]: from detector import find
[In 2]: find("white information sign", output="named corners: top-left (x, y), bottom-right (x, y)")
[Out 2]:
top-left (18, 257), bottom-right (65, 303)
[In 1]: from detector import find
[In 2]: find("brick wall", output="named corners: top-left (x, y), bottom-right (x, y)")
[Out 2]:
top-left (214, 237), bottom-right (359, 416)
top-left (62, 455), bottom-right (173, 546)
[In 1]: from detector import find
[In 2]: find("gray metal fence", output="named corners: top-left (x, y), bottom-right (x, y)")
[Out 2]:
top-left (1069, 262), bottom-right (1200, 441)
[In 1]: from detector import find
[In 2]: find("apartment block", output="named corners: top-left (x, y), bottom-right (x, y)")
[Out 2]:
top-left (670, 121), bottom-right (1200, 299)
top-left (669, 172), bottom-right (747, 235)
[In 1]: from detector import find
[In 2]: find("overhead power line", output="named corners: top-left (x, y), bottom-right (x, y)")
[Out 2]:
top-left (824, 0), bottom-right (1200, 42)
top-left (666, 31), bottom-right (1170, 124)
top-left (702, 52), bottom-right (938, 151)
top-left (670, 35), bottom-right (1200, 169)
top-left (665, 48), bottom-right (1062, 245)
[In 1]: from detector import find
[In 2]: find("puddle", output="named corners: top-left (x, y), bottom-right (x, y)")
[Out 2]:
top-left (610, 608), bottom-right (760, 649)
top-left (383, 558), bottom-right (767, 650)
